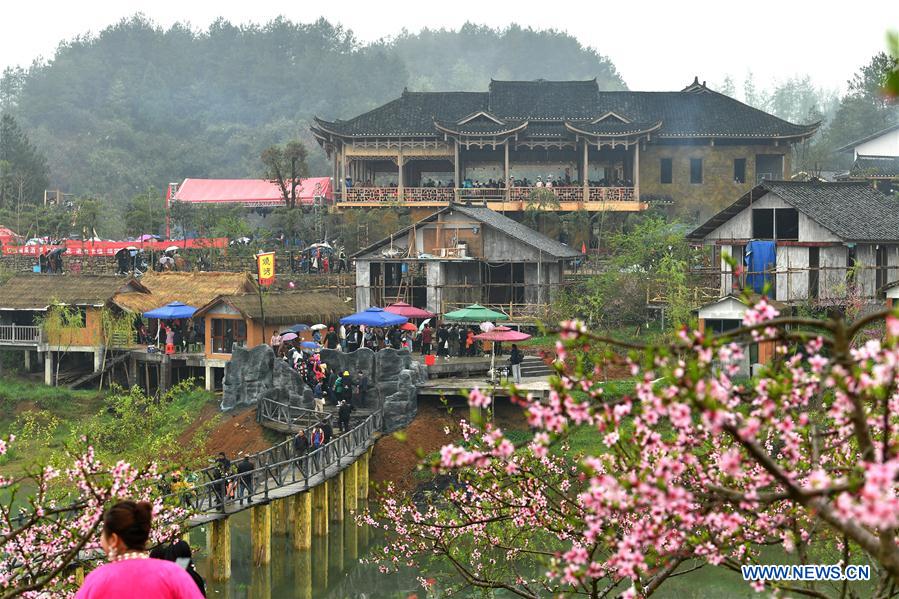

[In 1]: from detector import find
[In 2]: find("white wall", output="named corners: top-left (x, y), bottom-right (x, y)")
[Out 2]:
top-left (854, 128), bottom-right (899, 158)
top-left (705, 192), bottom-right (841, 243)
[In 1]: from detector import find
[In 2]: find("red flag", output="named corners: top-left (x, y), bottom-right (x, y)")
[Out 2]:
top-left (581, 241), bottom-right (587, 254)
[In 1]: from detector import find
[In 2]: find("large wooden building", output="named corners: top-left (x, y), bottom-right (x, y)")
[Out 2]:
top-left (312, 78), bottom-right (818, 219)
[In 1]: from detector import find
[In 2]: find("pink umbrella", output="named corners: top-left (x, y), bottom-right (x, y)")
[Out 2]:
top-left (281, 332), bottom-right (298, 341)
top-left (473, 326), bottom-right (531, 342)
top-left (474, 326), bottom-right (531, 381)
top-left (385, 302), bottom-right (436, 319)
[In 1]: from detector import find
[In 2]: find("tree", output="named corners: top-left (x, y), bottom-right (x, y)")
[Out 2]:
top-left (368, 304), bottom-right (899, 597)
top-left (123, 188), bottom-right (165, 238)
top-left (0, 435), bottom-right (187, 598)
top-left (261, 141), bottom-right (309, 209)
top-left (0, 114), bottom-right (49, 209)
top-left (73, 199), bottom-right (101, 240)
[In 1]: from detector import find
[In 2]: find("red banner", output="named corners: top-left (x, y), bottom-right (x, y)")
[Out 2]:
top-left (1, 238), bottom-right (229, 257)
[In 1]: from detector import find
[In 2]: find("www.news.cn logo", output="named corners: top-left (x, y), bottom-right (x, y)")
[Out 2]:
top-left (742, 564), bottom-right (870, 582)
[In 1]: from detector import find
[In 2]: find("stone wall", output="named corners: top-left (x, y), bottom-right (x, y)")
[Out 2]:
top-left (640, 143), bottom-right (791, 221)
top-left (222, 344), bottom-right (427, 433)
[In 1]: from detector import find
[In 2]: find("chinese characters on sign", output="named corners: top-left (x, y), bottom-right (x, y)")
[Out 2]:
top-left (257, 252), bottom-right (276, 287)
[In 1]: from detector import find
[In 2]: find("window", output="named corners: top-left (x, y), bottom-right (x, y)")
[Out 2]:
top-left (690, 158), bottom-right (703, 184)
top-left (808, 247), bottom-right (819, 299)
top-left (752, 209), bottom-right (774, 239)
top-left (705, 318), bottom-right (742, 334)
top-left (876, 245), bottom-right (888, 297)
top-left (752, 208), bottom-right (798, 240)
top-left (847, 245), bottom-right (858, 286)
top-left (774, 208), bottom-right (799, 240)
top-left (755, 154), bottom-right (784, 183)
top-left (211, 318), bottom-right (246, 354)
top-left (660, 158), bottom-right (672, 184)
top-left (733, 158), bottom-right (746, 184)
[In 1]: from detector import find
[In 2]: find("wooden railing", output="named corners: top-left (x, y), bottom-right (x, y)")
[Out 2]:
top-left (169, 406), bottom-right (382, 514)
top-left (339, 186), bottom-right (637, 204)
top-left (0, 325), bottom-right (42, 345)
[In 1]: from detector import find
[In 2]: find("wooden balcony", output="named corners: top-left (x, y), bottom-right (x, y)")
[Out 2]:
top-left (0, 325), bottom-right (43, 346)
top-left (338, 186), bottom-right (644, 211)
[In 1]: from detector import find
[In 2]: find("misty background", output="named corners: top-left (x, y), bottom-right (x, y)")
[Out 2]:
top-left (0, 15), bottom-right (896, 237)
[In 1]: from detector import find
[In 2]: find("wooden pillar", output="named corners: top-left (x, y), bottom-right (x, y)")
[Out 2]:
top-left (312, 483), bottom-right (329, 537)
top-left (344, 460), bottom-right (358, 514)
top-left (44, 351), bottom-right (54, 386)
top-left (272, 497), bottom-right (289, 536)
top-left (397, 150), bottom-right (404, 202)
top-left (291, 491), bottom-right (312, 550)
top-left (23, 350), bottom-right (30, 372)
top-left (329, 471), bottom-right (344, 522)
top-left (582, 140), bottom-right (589, 199)
top-left (250, 502), bottom-right (272, 566)
top-left (332, 147), bottom-right (339, 200)
top-left (503, 142), bottom-right (510, 203)
top-left (453, 140), bottom-right (460, 192)
top-left (359, 449), bottom-right (370, 501)
top-left (74, 566), bottom-right (84, 586)
top-left (634, 142), bottom-right (640, 198)
top-left (209, 518), bottom-right (231, 581)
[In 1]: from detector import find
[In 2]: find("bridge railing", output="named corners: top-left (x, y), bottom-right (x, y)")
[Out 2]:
top-left (190, 403), bottom-right (327, 486)
top-left (168, 409), bottom-right (382, 514)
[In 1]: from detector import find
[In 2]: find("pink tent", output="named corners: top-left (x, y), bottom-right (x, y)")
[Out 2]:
top-left (385, 302), bottom-right (436, 319)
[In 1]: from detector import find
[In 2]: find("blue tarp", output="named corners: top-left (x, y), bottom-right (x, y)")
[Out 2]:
top-left (143, 301), bottom-right (197, 320)
top-left (340, 307), bottom-right (408, 327)
top-left (745, 240), bottom-right (776, 293)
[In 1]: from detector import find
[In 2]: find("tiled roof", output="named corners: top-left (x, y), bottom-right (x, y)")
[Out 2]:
top-left (451, 204), bottom-right (582, 258)
top-left (434, 119), bottom-right (527, 136)
top-left (850, 155), bottom-right (899, 178)
top-left (313, 79), bottom-right (818, 140)
top-left (565, 120), bottom-right (662, 136)
top-left (689, 181), bottom-right (899, 242)
top-left (353, 203), bottom-right (581, 260)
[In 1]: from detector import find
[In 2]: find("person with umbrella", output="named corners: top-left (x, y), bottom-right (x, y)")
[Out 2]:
top-left (270, 330), bottom-right (282, 353)
top-left (421, 323), bottom-right (433, 356)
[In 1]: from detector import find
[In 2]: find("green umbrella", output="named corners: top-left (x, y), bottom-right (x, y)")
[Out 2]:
top-left (443, 304), bottom-right (509, 322)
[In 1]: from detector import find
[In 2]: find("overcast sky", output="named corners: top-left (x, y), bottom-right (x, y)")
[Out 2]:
top-left (2, 0), bottom-right (897, 93)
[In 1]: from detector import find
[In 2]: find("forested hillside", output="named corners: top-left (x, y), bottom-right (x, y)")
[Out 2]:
top-left (0, 16), bottom-right (625, 201)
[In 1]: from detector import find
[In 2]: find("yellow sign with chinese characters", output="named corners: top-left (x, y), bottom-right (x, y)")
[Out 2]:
top-left (256, 252), bottom-right (276, 286)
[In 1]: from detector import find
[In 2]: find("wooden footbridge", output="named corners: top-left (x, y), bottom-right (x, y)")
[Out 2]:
top-left (168, 399), bottom-right (382, 581)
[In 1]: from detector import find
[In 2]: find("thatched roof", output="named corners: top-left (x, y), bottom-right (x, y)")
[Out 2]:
top-left (195, 291), bottom-right (354, 325)
top-left (113, 272), bottom-right (257, 314)
top-left (0, 274), bottom-right (148, 311)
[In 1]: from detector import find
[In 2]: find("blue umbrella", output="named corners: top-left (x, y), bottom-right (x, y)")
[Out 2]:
top-left (287, 324), bottom-right (311, 333)
top-left (340, 307), bottom-right (408, 327)
top-left (300, 341), bottom-right (320, 349)
top-left (143, 301), bottom-right (197, 320)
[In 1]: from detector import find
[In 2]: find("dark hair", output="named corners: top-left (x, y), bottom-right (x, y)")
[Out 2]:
top-left (103, 500), bottom-right (153, 550)
top-left (169, 539), bottom-right (192, 560)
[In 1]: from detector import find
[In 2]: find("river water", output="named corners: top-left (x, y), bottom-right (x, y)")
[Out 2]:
top-left (190, 504), bottom-right (766, 598)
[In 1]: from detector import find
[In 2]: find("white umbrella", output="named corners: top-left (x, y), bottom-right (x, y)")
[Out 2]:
top-left (418, 318), bottom-right (432, 333)
top-left (311, 324), bottom-right (327, 331)
top-left (165, 245), bottom-right (179, 253)
top-left (479, 321), bottom-right (495, 333)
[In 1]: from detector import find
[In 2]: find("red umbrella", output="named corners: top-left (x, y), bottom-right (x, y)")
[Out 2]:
top-left (399, 322), bottom-right (418, 331)
top-left (473, 326), bottom-right (531, 342)
top-left (385, 302), bottom-right (436, 319)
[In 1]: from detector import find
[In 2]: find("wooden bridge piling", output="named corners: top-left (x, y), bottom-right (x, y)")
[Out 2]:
top-left (291, 491), bottom-right (312, 550)
top-left (209, 518), bottom-right (231, 581)
top-left (312, 483), bottom-right (329, 537)
top-left (250, 503), bottom-right (272, 565)
top-left (272, 497), bottom-right (289, 536)
top-left (293, 547), bottom-right (313, 599)
top-left (312, 534), bottom-right (328, 589)
top-left (345, 517), bottom-right (358, 562)
top-left (344, 460), bottom-right (358, 514)
top-left (329, 520), bottom-right (345, 573)
top-left (329, 471), bottom-right (344, 522)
